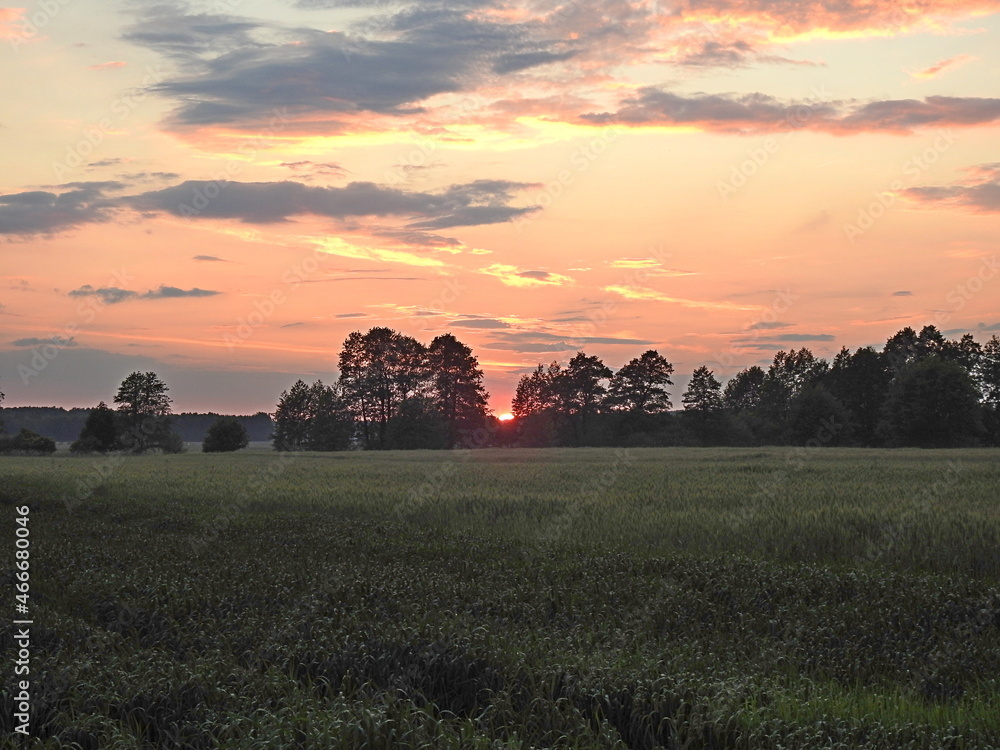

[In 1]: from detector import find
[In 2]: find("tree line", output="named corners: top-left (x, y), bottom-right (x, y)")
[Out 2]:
top-left (3, 324), bottom-right (998, 454)
top-left (509, 326), bottom-right (1000, 449)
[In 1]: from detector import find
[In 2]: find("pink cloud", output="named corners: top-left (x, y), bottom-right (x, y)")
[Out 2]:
top-left (88, 61), bottom-right (127, 70)
top-left (909, 54), bottom-right (977, 79)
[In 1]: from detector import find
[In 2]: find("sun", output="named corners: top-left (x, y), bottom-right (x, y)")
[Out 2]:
top-left (498, 413), bottom-right (515, 421)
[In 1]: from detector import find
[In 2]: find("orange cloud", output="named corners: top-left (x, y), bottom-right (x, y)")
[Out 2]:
top-left (480, 264), bottom-right (574, 287)
top-left (603, 285), bottom-right (760, 311)
top-left (909, 54), bottom-right (977, 79)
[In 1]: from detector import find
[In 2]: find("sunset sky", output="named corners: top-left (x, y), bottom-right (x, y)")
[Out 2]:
top-left (1, 0), bottom-right (999, 414)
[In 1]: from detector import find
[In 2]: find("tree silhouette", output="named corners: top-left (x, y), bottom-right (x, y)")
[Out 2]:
top-left (203, 417), bottom-right (249, 453)
top-left (427, 333), bottom-right (490, 447)
top-left (683, 366), bottom-right (724, 414)
top-left (114, 371), bottom-right (180, 453)
top-left (71, 401), bottom-right (117, 453)
top-left (606, 350), bottom-right (674, 414)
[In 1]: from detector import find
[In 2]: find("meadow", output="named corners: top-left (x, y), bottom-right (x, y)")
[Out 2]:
top-left (2, 447), bottom-right (999, 748)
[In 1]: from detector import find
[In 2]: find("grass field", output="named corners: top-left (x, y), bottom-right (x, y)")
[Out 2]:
top-left (2, 447), bottom-right (999, 748)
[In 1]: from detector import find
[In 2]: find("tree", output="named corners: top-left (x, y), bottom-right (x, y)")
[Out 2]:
top-left (0, 379), bottom-right (5, 433)
top-left (307, 380), bottom-right (353, 451)
top-left (682, 366), bottom-right (724, 414)
top-left (976, 335), bottom-right (1000, 407)
top-left (554, 352), bottom-right (612, 441)
top-left (203, 417), bottom-right (249, 453)
top-left (427, 333), bottom-right (490, 447)
top-left (113, 371), bottom-right (181, 453)
top-left (606, 350), bottom-right (674, 413)
top-left (385, 396), bottom-right (449, 449)
top-left (0, 428), bottom-right (56, 455)
top-left (71, 401), bottom-right (117, 453)
top-left (338, 328), bottom-right (429, 450)
top-left (272, 380), bottom-right (353, 451)
top-left (723, 366), bottom-right (766, 412)
top-left (512, 364), bottom-right (556, 418)
top-left (786, 386), bottom-right (850, 446)
top-left (882, 357), bottom-right (984, 447)
top-left (825, 347), bottom-right (892, 445)
top-left (272, 380), bottom-right (313, 451)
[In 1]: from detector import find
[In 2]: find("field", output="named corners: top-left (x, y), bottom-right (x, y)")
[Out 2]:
top-left (2, 447), bottom-right (999, 749)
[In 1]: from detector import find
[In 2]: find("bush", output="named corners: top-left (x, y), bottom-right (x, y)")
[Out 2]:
top-left (203, 417), bottom-right (249, 453)
top-left (0, 428), bottom-right (57, 455)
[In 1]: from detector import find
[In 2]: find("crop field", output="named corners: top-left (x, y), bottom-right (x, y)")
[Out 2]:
top-left (2, 447), bottom-right (999, 749)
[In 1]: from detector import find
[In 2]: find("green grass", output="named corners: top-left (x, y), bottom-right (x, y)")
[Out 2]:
top-left (2, 447), bottom-right (999, 748)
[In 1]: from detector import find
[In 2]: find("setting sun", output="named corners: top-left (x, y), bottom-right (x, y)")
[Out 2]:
top-left (498, 413), bottom-right (515, 421)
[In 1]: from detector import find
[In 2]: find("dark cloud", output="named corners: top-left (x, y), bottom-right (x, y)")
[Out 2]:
top-left (450, 318), bottom-right (511, 329)
top-left (193, 254), bottom-right (227, 261)
top-left (891, 290), bottom-right (913, 296)
top-left (517, 270), bottom-right (553, 280)
top-left (978, 321), bottom-right (1000, 331)
top-left (0, 176), bottom-right (535, 237)
top-left (68, 284), bottom-right (219, 304)
top-left (494, 49), bottom-right (577, 74)
top-left (334, 312), bottom-right (370, 318)
top-left (122, 8), bottom-right (526, 130)
top-left (67, 286), bottom-right (138, 304)
top-left (131, 178), bottom-right (537, 229)
top-left (280, 322), bottom-right (304, 327)
top-left (903, 164), bottom-right (1000, 212)
top-left (481, 329), bottom-right (655, 352)
top-left (582, 89), bottom-right (1000, 134)
top-left (86, 158), bottom-right (124, 168)
top-left (481, 340), bottom-right (577, 352)
top-left (147, 285), bottom-right (219, 299)
top-left (745, 321), bottom-right (793, 330)
top-left (732, 333), bottom-right (835, 348)
top-left (0, 184), bottom-right (118, 235)
top-left (12, 336), bottom-right (77, 347)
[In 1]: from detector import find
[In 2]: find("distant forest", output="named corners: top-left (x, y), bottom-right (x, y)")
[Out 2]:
top-left (0, 408), bottom-right (273, 445)
top-left (2, 324), bottom-right (998, 452)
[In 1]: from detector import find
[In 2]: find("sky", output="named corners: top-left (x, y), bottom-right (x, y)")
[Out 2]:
top-left (1, 0), bottom-right (999, 415)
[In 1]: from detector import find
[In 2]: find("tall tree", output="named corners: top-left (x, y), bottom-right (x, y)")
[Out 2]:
top-left (976, 335), bottom-right (1000, 407)
top-left (555, 352), bottom-right (612, 440)
top-left (883, 326), bottom-right (920, 372)
top-left (338, 328), bottom-right (429, 449)
top-left (427, 333), bottom-right (490, 447)
top-left (825, 346), bottom-right (892, 445)
top-left (511, 363), bottom-right (559, 418)
top-left (272, 380), bottom-right (313, 451)
top-left (114, 371), bottom-right (179, 453)
top-left (307, 380), bottom-right (353, 451)
top-left (723, 366), bottom-right (766, 412)
top-left (606, 350), bottom-right (674, 413)
top-left (682, 366), bottom-right (724, 414)
top-left (882, 357), bottom-right (984, 447)
top-left (71, 401), bottom-right (117, 453)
